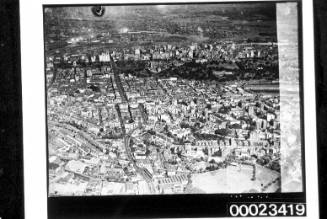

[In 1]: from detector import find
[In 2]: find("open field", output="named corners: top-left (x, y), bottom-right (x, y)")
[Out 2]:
top-left (188, 165), bottom-right (280, 193)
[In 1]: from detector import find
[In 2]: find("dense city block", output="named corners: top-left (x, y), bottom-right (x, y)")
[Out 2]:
top-left (45, 4), bottom-right (283, 195)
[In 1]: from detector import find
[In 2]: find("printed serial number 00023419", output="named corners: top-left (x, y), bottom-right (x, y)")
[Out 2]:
top-left (229, 203), bottom-right (306, 217)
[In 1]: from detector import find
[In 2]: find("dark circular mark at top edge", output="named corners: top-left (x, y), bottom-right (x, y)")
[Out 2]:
top-left (91, 6), bottom-right (105, 17)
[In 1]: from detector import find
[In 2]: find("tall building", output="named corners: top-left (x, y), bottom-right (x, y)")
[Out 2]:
top-left (99, 52), bottom-right (110, 62)
top-left (249, 106), bottom-right (255, 116)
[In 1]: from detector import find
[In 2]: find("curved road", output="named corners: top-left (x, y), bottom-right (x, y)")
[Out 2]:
top-left (124, 128), bottom-right (157, 194)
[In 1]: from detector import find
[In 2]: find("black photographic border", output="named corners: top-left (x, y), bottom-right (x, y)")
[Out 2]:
top-left (314, 0), bottom-right (327, 218)
top-left (0, 0), bottom-right (24, 218)
top-left (42, 1), bottom-right (306, 218)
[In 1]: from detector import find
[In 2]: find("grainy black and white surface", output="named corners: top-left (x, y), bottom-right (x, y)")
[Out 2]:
top-left (44, 2), bottom-right (305, 218)
top-left (0, 0), bottom-right (24, 218)
top-left (0, 0), bottom-right (327, 218)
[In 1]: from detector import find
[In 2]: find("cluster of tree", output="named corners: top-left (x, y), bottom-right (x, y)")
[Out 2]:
top-left (206, 161), bottom-right (227, 171)
top-left (218, 106), bottom-right (231, 114)
top-left (65, 120), bottom-right (86, 131)
top-left (256, 155), bottom-right (271, 166)
top-left (117, 60), bottom-right (147, 72)
top-left (268, 160), bottom-right (280, 172)
top-left (214, 128), bottom-right (230, 136)
top-left (256, 111), bottom-right (266, 120)
top-left (228, 123), bottom-right (242, 129)
top-left (257, 155), bottom-right (280, 172)
top-left (238, 115), bottom-right (252, 123)
top-left (212, 148), bottom-right (222, 157)
top-left (180, 122), bottom-right (191, 129)
top-left (194, 132), bottom-right (222, 140)
top-left (147, 129), bottom-right (156, 135)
